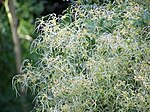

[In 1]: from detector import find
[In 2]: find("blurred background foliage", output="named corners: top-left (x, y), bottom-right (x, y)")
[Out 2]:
top-left (0, 0), bottom-right (149, 112)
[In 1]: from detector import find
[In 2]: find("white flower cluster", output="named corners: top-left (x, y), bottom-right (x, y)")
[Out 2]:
top-left (13, 2), bottom-right (150, 112)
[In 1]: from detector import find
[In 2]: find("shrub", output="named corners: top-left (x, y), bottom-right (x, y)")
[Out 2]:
top-left (13, 1), bottom-right (150, 112)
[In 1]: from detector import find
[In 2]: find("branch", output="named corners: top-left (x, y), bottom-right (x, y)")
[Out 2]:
top-left (4, 0), bottom-right (21, 73)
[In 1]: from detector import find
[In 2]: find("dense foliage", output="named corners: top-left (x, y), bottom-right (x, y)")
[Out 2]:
top-left (13, 1), bottom-right (150, 112)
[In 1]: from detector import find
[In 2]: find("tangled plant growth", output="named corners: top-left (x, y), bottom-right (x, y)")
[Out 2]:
top-left (13, 1), bottom-right (150, 112)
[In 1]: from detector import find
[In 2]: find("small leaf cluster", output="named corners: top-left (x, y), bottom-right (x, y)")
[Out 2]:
top-left (13, 1), bottom-right (150, 112)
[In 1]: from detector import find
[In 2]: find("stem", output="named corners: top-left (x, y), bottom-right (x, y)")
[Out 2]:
top-left (4, 0), bottom-right (21, 73)
top-left (4, 1), bottom-right (27, 111)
